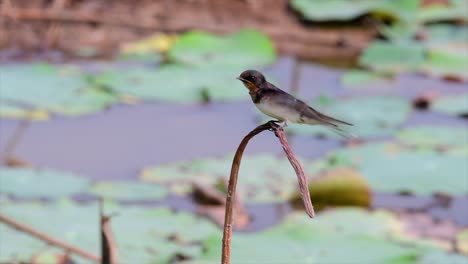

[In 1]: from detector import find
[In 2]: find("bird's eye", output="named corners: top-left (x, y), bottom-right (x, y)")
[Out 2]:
top-left (250, 76), bottom-right (256, 81)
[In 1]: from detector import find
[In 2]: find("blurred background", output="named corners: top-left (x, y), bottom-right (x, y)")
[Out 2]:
top-left (0, 0), bottom-right (467, 263)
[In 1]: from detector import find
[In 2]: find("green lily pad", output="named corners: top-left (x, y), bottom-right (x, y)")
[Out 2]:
top-left (456, 229), bottom-right (468, 254)
top-left (418, 0), bottom-right (468, 23)
top-left (0, 200), bottom-right (219, 264)
top-left (190, 208), bottom-right (466, 264)
top-left (359, 41), bottom-right (425, 73)
top-left (341, 69), bottom-right (389, 86)
top-left (0, 102), bottom-right (49, 120)
top-left (0, 168), bottom-right (91, 198)
top-left (420, 50), bottom-right (468, 81)
top-left (0, 64), bottom-right (116, 119)
top-left (89, 181), bottom-right (169, 200)
top-left (168, 29), bottom-right (276, 67)
top-left (324, 142), bottom-right (468, 195)
top-left (397, 126), bottom-right (468, 148)
top-left (142, 153), bottom-right (314, 204)
top-left (431, 93), bottom-right (468, 116)
top-left (285, 96), bottom-right (411, 138)
top-left (94, 64), bottom-right (250, 103)
top-left (290, 0), bottom-right (378, 21)
top-left (291, 168), bottom-right (371, 211)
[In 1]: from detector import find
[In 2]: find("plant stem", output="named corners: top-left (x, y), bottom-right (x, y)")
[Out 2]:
top-left (0, 213), bottom-right (101, 262)
top-left (221, 121), bottom-right (314, 264)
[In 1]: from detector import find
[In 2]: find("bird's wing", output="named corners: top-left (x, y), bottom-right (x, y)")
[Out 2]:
top-left (307, 106), bottom-right (353, 126)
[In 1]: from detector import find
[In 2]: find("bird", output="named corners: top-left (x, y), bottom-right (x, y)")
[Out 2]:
top-left (237, 69), bottom-right (354, 138)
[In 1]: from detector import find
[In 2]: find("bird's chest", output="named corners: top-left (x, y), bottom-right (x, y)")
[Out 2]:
top-left (255, 101), bottom-right (301, 122)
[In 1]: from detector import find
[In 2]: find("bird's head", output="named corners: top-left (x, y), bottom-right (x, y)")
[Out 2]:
top-left (237, 70), bottom-right (266, 93)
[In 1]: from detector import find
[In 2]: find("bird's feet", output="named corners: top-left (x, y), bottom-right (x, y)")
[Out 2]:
top-left (279, 120), bottom-right (289, 128)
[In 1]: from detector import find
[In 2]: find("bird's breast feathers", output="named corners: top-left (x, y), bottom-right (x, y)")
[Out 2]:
top-left (255, 100), bottom-right (302, 122)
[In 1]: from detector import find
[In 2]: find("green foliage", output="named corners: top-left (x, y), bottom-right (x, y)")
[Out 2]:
top-left (292, 168), bottom-right (371, 210)
top-left (189, 208), bottom-right (467, 263)
top-left (324, 142), bottom-right (468, 195)
top-left (397, 126), bottom-right (468, 148)
top-left (359, 41), bottom-right (425, 73)
top-left (285, 96), bottom-right (411, 138)
top-left (168, 29), bottom-right (276, 67)
top-left (431, 93), bottom-right (468, 116)
top-left (0, 64), bottom-right (116, 120)
top-left (0, 201), bottom-right (219, 263)
top-left (341, 70), bottom-right (388, 86)
top-left (89, 181), bottom-right (168, 200)
top-left (95, 30), bottom-right (276, 103)
top-left (0, 168), bottom-right (91, 198)
top-left (142, 153), bottom-right (310, 203)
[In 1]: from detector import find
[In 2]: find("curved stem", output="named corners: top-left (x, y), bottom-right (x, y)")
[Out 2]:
top-left (221, 121), bottom-right (315, 264)
top-left (221, 121), bottom-right (274, 264)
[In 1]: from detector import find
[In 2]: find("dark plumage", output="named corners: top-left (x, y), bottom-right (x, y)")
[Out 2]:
top-left (237, 69), bottom-right (353, 137)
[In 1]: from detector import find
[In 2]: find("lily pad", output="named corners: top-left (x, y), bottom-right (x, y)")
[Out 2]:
top-left (89, 181), bottom-right (169, 200)
top-left (0, 168), bottom-right (91, 198)
top-left (420, 49), bottom-right (468, 81)
top-left (291, 167), bottom-right (371, 211)
top-left (285, 96), bottom-right (411, 138)
top-left (290, 0), bottom-right (378, 21)
top-left (0, 200), bottom-right (219, 264)
top-left (341, 69), bottom-right (389, 86)
top-left (323, 142), bottom-right (468, 195)
top-left (359, 41), bottom-right (425, 73)
top-left (94, 64), bottom-right (249, 103)
top-left (142, 153), bottom-right (314, 204)
top-left (0, 64), bottom-right (116, 119)
top-left (418, 0), bottom-right (468, 23)
top-left (168, 29), bottom-right (276, 67)
top-left (456, 229), bottom-right (468, 254)
top-left (397, 126), bottom-right (468, 148)
top-left (290, 0), bottom-right (419, 22)
top-left (190, 208), bottom-right (466, 264)
top-left (431, 93), bottom-right (468, 116)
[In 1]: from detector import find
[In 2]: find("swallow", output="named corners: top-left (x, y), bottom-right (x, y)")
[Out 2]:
top-left (237, 69), bottom-right (353, 137)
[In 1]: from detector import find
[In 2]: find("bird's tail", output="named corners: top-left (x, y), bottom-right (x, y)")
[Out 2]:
top-left (313, 111), bottom-right (356, 139)
top-left (325, 124), bottom-right (357, 139)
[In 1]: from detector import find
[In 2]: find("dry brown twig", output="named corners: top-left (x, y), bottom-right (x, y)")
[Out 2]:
top-left (0, 213), bottom-right (101, 262)
top-left (100, 199), bottom-right (119, 264)
top-left (221, 120), bottom-right (314, 264)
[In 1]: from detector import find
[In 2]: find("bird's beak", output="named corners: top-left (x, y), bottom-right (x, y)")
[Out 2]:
top-left (236, 77), bottom-right (245, 82)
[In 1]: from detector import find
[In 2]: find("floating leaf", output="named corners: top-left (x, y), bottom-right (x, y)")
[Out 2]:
top-left (359, 41), bottom-right (425, 73)
top-left (341, 69), bottom-right (388, 86)
top-left (418, 0), bottom-right (468, 22)
top-left (0, 201), bottom-right (219, 264)
top-left (0, 168), bottom-right (91, 198)
top-left (286, 96), bottom-right (411, 138)
top-left (89, 181), bottom-right (169, 200)
top-left (191, 208), bottom-right (466, 264)
top-left (291, 167), bottom-right (371, 211)
top-left (142, 153), bottom-right (314, 203)
top-left (420, 50), bottom-right (468, 81)
top-left (94, 64), bottom-right (248, 103)
top-left (290, 0), bottom-right (378, 21)
top-left (168, 29), bottom-right (276, 67)
top-left (120, 33), bottom-right (179, 55)
top-left (397, 126), bottom-right (468, 148)
top-left (324, 142), bottom-right (468, 195)
top-left (456, 229), bottom-right (468, 255)
top-left (431, 93), bottom-right (468, 116)
top-left (0, 64), bottom-right (116, 119)
top-left (0, 103), bottom-right (49, 120)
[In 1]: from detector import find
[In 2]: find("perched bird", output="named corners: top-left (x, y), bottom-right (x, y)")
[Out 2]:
top-left (237, 69), bottom-right (354, 138)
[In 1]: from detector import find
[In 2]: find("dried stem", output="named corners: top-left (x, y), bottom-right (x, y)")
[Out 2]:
top-left (100, 199), bottom-right (119, 264)
top-left (221, 121), bottom-right (314, 264)
top-left (0, 213), bottom-right (100, 262)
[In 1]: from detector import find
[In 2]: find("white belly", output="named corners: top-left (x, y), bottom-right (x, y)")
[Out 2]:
top-left (255, 102), bottom-right (301, 122)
